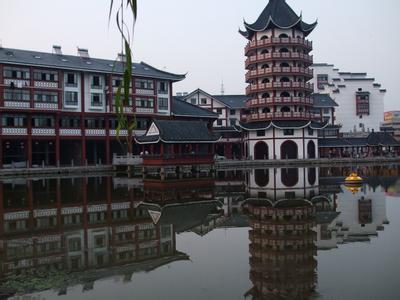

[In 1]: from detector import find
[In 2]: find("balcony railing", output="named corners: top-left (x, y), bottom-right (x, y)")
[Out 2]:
top-left (246, 67), bottom-right (313, 81)
top-left (245, 37), bottom-right (313, 54)
top-left (246, 82), bottom-right (314, 95)
top-left (142, 153), bottom-right (214, 166)
top-left (245, 52), bottom-right (313, 68)
top-left (246, 111), bottom-right (313, 122)
top-left (246, 97), bottom-right (313, 108)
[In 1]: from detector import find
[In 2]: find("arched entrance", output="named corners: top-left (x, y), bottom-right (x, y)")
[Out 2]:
top-left (307, 141), bottom-right (316, 159)
top-left (281, 168), bottom-right (299, 187)
top-left (308, 168), bottom-right (316, 185)
top-left (281, 140), bottom-right (298, 159)
top-left (255, 169), bottom-right (269, 187)
top-left (254, 141), bottom-right (269, 160)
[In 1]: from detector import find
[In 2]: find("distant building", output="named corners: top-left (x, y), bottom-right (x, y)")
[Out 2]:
top-left (311, 63), bottom-right (386, 133)
top-left (176, 89), bottom-right (249, 159)
top-left (381, 111), bottom-right (400, 140)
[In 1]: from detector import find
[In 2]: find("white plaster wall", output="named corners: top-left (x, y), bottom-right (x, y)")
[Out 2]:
top-left (84, 74), bottom-right (106, 113)
top-left (312, 64), bottom-right (386, 132)
top-left (63, 72), bottom-right (81, 112)
top-left (336, 185), bottom-right (388, 236)
top-left (246, 129), bottom-right (318, 159)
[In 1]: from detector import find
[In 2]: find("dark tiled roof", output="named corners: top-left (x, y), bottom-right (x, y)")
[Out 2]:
top-left (311, 93), bottom-right (339, 107)
top-left (214, 126), bottom-right (242, 133)
top-left (135, 119), bottom-right (220, 144)
top-left (138, 201), bottom-right (222, 233)
top-left (240, 0), bottom-right (317, 39)
top-left (319, 132), bottom-right (400, 148)
top-left (238, 121), bottom-right (272, 131)
top-left (238, 120), bottom-right (328, 131)
top-left (212, 95), bottom-right (249, 109)
top-left (367, 132), bottom-right (400, 146)
top-left (272, 120), bottom-right (310, 129)
top-left (318, 138), bottom-right (353, 148)
top-left (172, 97), bottom-right (218, 119)
top-left (0, 47), bottom-right (185, 81)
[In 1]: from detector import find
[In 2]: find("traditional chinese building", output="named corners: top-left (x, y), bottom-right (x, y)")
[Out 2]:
top-left (239, 0), bottom-right (327, 160)
top-left (0, 46), bottom-right (188, 168)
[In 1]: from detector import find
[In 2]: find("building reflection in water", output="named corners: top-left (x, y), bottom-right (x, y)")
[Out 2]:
top-left (0, 165), bottom-right (395, 298)
top-left (0, 176), bottom-right (225, 296)
top-left (244, 167), bottom-right (318, 299)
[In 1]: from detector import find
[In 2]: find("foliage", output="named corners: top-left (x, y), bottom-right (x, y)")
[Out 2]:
top-left (109, 0), bottom-right (138, 154)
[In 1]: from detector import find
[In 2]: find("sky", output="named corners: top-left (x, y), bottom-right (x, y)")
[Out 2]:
top-left (0, 0), bottom-right (399, 110)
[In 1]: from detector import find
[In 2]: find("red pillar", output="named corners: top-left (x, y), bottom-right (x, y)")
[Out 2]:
top-left (0, 137), bottom-right (3, 168)
top-left (55, 114), bottom-right (60, 166)
top-left (105, 115), bottom-right (110, 165)
top-left (27, 116), bottom-right (32, 168)
top-left (0, 182), bottom-right (4, 235)
top-left (81, 72), bottom-right (86, 166)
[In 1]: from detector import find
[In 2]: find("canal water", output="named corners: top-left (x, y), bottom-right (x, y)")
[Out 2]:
top-left (0, 165), bottom-right (399, 300)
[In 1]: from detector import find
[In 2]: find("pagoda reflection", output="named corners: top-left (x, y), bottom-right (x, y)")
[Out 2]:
top-left (244, 167), bottom-right (318, 299)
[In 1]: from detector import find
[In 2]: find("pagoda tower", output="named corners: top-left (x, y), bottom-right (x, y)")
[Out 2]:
top-left (239, 0), bottom-right (326, 160)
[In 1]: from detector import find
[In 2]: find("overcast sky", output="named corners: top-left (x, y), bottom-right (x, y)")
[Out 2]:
top-left (0, 0), bottom-right (399, 110)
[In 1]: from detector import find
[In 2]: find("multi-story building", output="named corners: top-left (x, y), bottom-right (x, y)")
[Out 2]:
top-left (238, 0), bottom-right (326, 160)
top-left (177, 89), bottom-right (249, 159)
top-left (381, 111), bottom-right (400, 140)
top-left (311, 63), bottom-right (386, 133)
top-left (0, 46), bottom-right (197, 168)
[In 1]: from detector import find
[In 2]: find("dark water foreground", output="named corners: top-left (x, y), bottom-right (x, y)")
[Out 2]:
top-left (0, 165), bottom-right (399, 300)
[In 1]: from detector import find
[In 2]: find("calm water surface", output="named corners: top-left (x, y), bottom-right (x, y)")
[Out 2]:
top-left (0, 165), bottom-right (399, 300)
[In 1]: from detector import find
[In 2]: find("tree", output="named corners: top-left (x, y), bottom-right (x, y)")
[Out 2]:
top-left (109, 0), bottom-right (137, 155)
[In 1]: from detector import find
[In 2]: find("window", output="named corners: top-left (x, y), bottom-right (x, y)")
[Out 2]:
top-left (1, 115), bottom-right (26, 127)
top-left (112, 77), bottom-right (122, 87)
top-left (217, 119), bottom-right (223, 126)
top-left (257, 130), bottom-right (265, 137)
top-left (317, 74), bottom-right (329, 89)
top-left (190, 98), bottom-right (196, 105)
top-left (91, 76), bottom-right (101, 88)
top-left (66, 73), bottom-right (77, 86)
top-left (60, 117), bottom-right (80, 128)
top-left (33, 70), bottom-right (58, 81)
top-left (68, 238), bottom-right (81, 251)
top-left (95, 236), bottom-right (106, 248)
top-left (135, 98), bottom-right (154, 108)
top-left (32, 116), bottom-right (55, 128)
top-left (157, 81), bottom-right (168, 94)
top-left (64, 91), bottom-right (78, 106)
top-left (4, 89), bottom-right (30, 101)
top-left (91, 93), bottom-right (103, 107)
top-left (34, 91), bottom-right (58, 103)
top-left (201, 98), bottom-right (207, 105)
top-left (308, 128), bottom-right (314, 136)
top-left (135, 79), bottom-right (154, 90)
top-left (85, 118), bottom-right (105, 129)
top-left (3, 67), bottom-right (30, 79)
top-left (230, 109), bottom-right (236, 115)
top-left (158, 97), bottom-right (169, 110)
top-left (323, 108), bottom-right (330, 114)
top-left (216, 108), bottom-right (223, 115)
top-left (283, 129), bottom-right (294, 136)
top-left (230, 119), bottom-right (236, 126)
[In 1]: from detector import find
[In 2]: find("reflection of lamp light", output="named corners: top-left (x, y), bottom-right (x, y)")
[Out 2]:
top-left (345, 184), bottom-right (362, 194)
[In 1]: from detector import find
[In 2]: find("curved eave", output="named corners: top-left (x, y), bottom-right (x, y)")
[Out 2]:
top-left (171, 113), bottom-right (217, 119)
top-left (243, 17), bottom-right (317, 38)
top-left (237, 121), bottom-right (272, 131)
top-left (140, 61), bottom-right (187, 82)
top-left (135, 136), bottom-right (222, 145)
top-left (272, 121), bottom-right (310, 130)
top-left (310, 121), bottom-right (329, 130)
